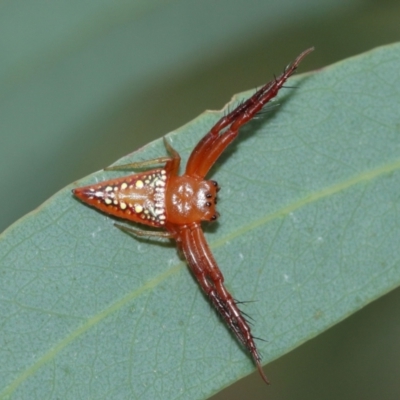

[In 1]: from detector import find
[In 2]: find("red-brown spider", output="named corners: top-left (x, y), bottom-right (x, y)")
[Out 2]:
top-left (73, 48), bottom-right (313, 385)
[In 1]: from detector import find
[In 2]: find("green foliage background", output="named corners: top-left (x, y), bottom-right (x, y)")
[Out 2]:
top-left (1, 1), bottom-right (400, 399)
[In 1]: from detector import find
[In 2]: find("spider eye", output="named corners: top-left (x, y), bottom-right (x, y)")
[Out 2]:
top-left (210, 213), bottom-right (219, 221)
top-left (206, 202), bottom-right (212, 207)
top-left (206, 193), bottom-right (212, 198)
top-left (210, 180), bottom-right (220, 192)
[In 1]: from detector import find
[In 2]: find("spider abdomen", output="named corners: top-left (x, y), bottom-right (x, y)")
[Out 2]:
top-left (73, 168), bottom-right (168, 227)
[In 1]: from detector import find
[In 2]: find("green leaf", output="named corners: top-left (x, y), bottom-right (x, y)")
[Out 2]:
top-left (0, 0), bottom-right (349, 233)
top-left (1, 43), bottom-right (400, 399)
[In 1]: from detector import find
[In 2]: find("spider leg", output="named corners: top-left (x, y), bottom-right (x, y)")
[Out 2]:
top-left (178, 223), bottom-right (270, 384)
top-left (114, 223), bottom-right (174, 238)
top-left (185, 47), bottom-right (313, 179)
top-left (106, 137), bottom-right (181, 175)
top-left (105, 157), bottom-right (173, 171)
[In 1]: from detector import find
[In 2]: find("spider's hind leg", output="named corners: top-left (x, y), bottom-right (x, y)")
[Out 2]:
top-left (106, 137), bottom-right (181, 175)
top-left (114, 223), bottom-right (173, 239)
top-left (105, 156), bottom-right (172, 171)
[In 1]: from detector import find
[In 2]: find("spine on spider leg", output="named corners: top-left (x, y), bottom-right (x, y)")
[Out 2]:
top-left (229, 47), bottom-right (314, 131)
top-left (197, 47), bottom-right (313, 149)
top-left (179, 224), bottom-right (270, 384)
top-left (207, 279), bottom-right (270, 385)
top-left (217, 48), bottom-right (314, 132)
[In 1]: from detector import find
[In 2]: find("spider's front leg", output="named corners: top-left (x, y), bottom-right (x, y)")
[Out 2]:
top-left (185, 47), bottom-right (313, 179)
top-left (178, 223), bottom-right (270, 384)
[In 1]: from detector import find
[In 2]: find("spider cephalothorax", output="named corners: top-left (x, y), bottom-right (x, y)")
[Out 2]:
top-left (165, 176), bottom-right (220, 224)
top-left (73, 48), bottom-right (313, 384)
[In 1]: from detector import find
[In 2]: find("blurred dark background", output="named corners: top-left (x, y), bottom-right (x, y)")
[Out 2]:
top-left (1, 0), bottom-right (400, 398)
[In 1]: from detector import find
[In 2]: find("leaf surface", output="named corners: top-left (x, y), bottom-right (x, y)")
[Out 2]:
top-left (1, 43), bottom-right (400, 399)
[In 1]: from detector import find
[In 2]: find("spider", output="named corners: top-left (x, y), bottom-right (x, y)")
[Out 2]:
top-left (73, 48), bottom-right (313, 385)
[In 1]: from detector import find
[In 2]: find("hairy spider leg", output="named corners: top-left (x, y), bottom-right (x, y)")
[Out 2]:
top-left (178, 223), bottom-right (270, 384)
top-left (185, 47), bottom-right (314, 179)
